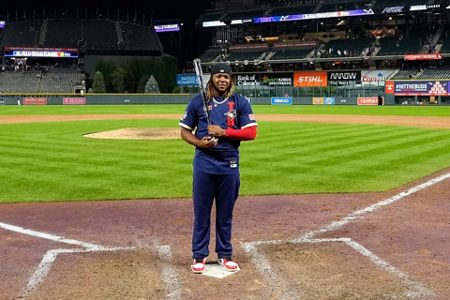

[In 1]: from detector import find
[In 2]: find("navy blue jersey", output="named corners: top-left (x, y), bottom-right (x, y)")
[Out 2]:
top-left (179, 93), bottom-right (257, 174)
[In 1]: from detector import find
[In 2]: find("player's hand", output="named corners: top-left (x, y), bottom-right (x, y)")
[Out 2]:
top-left (208, 125), bottom-right (226, 137)
top-left (199, 136), bottom-right (218, 148)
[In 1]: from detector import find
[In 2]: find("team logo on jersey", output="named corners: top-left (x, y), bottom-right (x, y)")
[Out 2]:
top-left (226, 101), bottom-right (236, 126)
top-left (230, 160), bottom-right (238, 168)
top-left (181, 111), bottom-right (187, 120)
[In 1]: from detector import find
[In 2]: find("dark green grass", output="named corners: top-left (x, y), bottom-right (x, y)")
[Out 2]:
top-left (0, 119), bottom-right (449, 203)
top-left (1, 104), bottom-right (450, 117)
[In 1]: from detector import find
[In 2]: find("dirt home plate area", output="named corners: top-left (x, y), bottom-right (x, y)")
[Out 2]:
top-left (0, 114), bottom-right (449, 299)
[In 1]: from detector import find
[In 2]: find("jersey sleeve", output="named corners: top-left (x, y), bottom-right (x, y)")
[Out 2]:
top-left (179, 97), bottom-right (198, 131)
top-left (238, 96), bottom-right (257, 129)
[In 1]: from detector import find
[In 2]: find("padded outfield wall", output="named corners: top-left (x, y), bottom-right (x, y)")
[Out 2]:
top-left (0, 93), bottom-right (420, 106)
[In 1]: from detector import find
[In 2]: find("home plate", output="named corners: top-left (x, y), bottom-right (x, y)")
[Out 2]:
top-left (201, 263), bottom-right (240, 279)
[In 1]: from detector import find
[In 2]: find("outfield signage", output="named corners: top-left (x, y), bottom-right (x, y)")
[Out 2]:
top-left (236, 74), bottom-right (260, 87)
top-left (63, 97), bottom-right (86, 105)
top-left (404, 53), bottom-right (442, 61)
top-left (294, 71), bottom-right (327, 87)
top-left (409, 4), bottom-right (441, 11)
top-left (324, 97), bottom-right (335, 105)
top-left (260, 73), bottom-right (292, 86)
top-left (327, 71), bottom-right (361, 86)
top-left (4, 47), bottom-right (78, 58)
top-left (154, 23), bottom-right (180, 33)
top-left (312, 97), bottom-right (335, 105)
top-left (235, 73), bottom-right (293, 87)
top-left (271, 97), bottom-right (292, 105)
top-left (253, 9), bottom-right (374, 24)
top-left (381, 6), bottom-right (405, 14)
top-left (357, 97), bottom-right (380, 105)
top-left (176, 74), bottom-right (198, 87)
top-left (393, 81), bottom-right (449, 96)
top-left (23, 97), bottom-right (47, 105)
top-left (361, 70), bottom-right (395, 86)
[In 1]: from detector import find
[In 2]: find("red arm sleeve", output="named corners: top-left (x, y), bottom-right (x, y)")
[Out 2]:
top-left (225, 126), bottom-right (257, 141)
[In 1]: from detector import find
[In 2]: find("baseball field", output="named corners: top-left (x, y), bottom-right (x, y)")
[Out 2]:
top-left (0, 104), bottom-right (449, 299)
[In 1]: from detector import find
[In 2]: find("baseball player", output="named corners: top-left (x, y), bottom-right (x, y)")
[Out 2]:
top-left (179, 63), bottom-right (257, 273)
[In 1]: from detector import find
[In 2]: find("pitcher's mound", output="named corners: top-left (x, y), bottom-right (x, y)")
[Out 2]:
top-left (84, 128), bottom-right (179, 140)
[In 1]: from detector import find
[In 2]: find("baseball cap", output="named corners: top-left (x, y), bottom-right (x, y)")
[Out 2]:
top-left (210, 63), bottom-right (232, 76)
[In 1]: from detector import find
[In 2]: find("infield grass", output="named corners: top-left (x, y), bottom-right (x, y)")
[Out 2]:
top-left (0, 116), bottom-right (449, 203)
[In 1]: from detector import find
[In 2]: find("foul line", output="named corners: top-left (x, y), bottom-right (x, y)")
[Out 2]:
top-left (0, 221), bottom-right (135, 296)
top-left (242, 171), bottom-right (450, 299)
top-left (157, 244), bottom-right (182, 300)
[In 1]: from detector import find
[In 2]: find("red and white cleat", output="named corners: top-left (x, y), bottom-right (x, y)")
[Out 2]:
top-left (218, 257), bottom-right (239, 272)
top-left (191, 258), bottom-right (207, 274)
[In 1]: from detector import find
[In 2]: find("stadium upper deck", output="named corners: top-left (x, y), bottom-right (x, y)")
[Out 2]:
top-left (195, 0), bottom-right (450, 71)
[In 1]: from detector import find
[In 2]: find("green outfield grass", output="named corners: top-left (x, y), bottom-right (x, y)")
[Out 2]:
top-left (1, 104), bottom-right (450, 117)
top-left (0, 117), bottom-right (449, 203)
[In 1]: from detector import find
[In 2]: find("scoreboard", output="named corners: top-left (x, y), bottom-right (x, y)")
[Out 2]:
top-left (4, 47), bottom-right (78, 58)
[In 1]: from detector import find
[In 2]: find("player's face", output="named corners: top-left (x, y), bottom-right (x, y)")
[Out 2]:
top-left (212, 73), bottom-right (231, 94)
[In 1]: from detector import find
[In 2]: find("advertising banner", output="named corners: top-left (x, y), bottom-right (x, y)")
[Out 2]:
top-left (294, 71), bottom-right (327, 87)
top-left (176, 74), bottom-right (198, 87)
top-left (271, 97), bottom-right (292, 105)
top-left (236, 74), bottom-right (260, 87)
top-left (23, 97), bottom-right (47, 105)
top-left (327, 71), bottom-right (361, 86)
top-left (357, 97), bottom-right (379, 105)
top-left (312, 97), bottom-right (324, 105)
top-left (260, 73), bottom-right (293, 86)
top-left (394, 81), bottom-right (449, 95)
top-left (361, 70), bottom-right (395, 86)
top-left (404, 53), bottom-right (442, 61)
top-left (385, 81), bottom-right (395, 94)
top-left (235, 73), bottom-right (293, 87)
top-left (324, 97), bottom-right (336, 105)
top-left (63, 97), bottom-right (86, 105)
top-left (253, 9), bottom-right (374, 23)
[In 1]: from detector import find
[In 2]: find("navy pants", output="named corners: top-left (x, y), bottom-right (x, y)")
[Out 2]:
top-left (192, 168), bottom-right (240, 259)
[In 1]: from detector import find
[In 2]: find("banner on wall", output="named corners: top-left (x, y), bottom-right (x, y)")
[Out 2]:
top-left (294, 71), bottom-right (327, 87)
top-left (271, 97), bottom-right (292, 105)
top-left (63, 97), bottom-right (86, 105)
top-left (23, 97), bottom-right (47, 105)
top-left (312, 97), bottom-right (324, 105)
top-left (327, 71), bottom-right (361, 86)
top-left (357, 97), bottom-right (380, 105)
top-left (324, 97), bottom-right (336, 105)
top-left (361, 70), bottom-right (395, 86)
top-left (176, 74), bottom-right (197, 86)
top-left (236, 73), bottom-right (293, 87)
top-left (260, 73), bottom-right (293, 86)
top-left (393, 81), bottom-right (449, 95)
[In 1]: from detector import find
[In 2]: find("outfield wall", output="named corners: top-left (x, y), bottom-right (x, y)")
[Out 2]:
top-left (0, 93), bottom-right (445, 106)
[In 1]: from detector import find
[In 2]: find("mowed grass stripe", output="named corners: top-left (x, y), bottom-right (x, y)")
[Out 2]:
top-left (249, 123), bottom-right (421, 165)
top-left (240, 124), bottom-right (450, 193)
top-left (1, 104), bottom-right (450, 116)
top-left (1, 120), bottom-right (450, 202)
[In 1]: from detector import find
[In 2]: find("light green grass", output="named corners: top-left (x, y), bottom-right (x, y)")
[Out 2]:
top-left (1, 104), bottom-right (450, 117)
top-left (0, 119), bottom-right (449, 203)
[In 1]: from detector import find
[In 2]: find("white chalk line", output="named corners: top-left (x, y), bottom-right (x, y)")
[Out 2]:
top-left (0, 221), bottom-right (136, 297)
top-left (0, 222), bottom-right (104, 250)
top-left (241, 243), bottom-right (299, 300)
top-left (242, 171), bottom-right (450, 299)
top-left (156, 244), bottom-right (182, 300)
